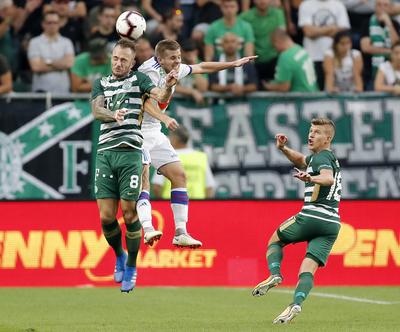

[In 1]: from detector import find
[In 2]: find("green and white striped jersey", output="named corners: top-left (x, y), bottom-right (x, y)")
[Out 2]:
top-left (299, 150), bottom-right (342, 224)
top-left (91, 71), bottom-right (155, 152)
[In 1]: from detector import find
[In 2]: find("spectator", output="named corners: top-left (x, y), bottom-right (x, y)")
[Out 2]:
top-left (43, 0), bottom-right (86, 52)
top-left (152, 126), bottom-right (216, 199)
top-left (282, 0), bottom-right (303, 44)
top-left (27, 11), bottom-right (75, 93)
top-left (298, 0), bottom-right (350, 90)
top-left (43, 0), bottom-right (87, 18)
top-left (263, 28), bottom-right (319, 92)
top-left (132, 37), bottom-right (154, 71)
top-left (178, 0), bottom-right (196, 38)
top-left (374, 41), bottom-right (400, 93)
top-left (0, 0), bottom-right (19, 73)
top-left (0, 54), bottom-right (12, 94)
top-left (204, 0), bottom-right (254, 61)
top-left (148, 8), bottom-right (184, 48)
top-left (342, 0), bottom-right (374, 49)
top-left (240, 0), bottom-right (286, 84)
top-left (324, 30), bottom-right (363, 92)
top-left (191, 0), bottom-right (222, 45)
top-left (142, 0), bottom-right (177, 35)
top-left (13, 0), bottom-right (45, 90)
top-left (361, 0), bottom-right (400, 88)
top-left (90, 4), bottom-right (119, 54)
top-left (86, 0), bottom-right (121, 37)
top-left (14, 0), bottom-right (45, 39)
top-left (209, 32), bottom-right (258, 95)
top-left (70, 37), bottom-right (111, 92)
top-left (176, 39), bottom-right (208, 104)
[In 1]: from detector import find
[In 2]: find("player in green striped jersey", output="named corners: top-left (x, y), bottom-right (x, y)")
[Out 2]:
top-left (252, 118), bottom-right (342, 323)
top-left (91, 39), bottom-right (178, 293)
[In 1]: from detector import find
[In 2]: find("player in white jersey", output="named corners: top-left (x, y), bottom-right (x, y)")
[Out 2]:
top-left (136, 39), bottom-right (257, 248)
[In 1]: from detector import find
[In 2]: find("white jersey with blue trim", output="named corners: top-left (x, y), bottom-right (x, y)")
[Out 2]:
top-left (138, 57), bottom-right (192, 130)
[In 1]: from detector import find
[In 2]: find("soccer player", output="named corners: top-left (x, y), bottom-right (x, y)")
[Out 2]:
top-left (91, 38), bottom-right (177, 293)
top-left (136, 39), bottom-right (257, 248)
top-left (252, 118), bottom-right (342, 323)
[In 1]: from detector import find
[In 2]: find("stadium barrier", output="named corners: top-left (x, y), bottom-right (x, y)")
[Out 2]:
top-left (0, 200), bottom-right (399, 287)
top-left (1, 92), bottom-right (399, 200)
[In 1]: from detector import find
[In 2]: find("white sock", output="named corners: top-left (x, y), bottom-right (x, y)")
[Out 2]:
top-left (171, 188), bottom-right (188, 234)
top-left (136, 191), bottom-right (154, 232)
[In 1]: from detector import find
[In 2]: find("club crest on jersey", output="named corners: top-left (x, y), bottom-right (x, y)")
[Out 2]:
top-left (122, 80), bottom-right (133, 90)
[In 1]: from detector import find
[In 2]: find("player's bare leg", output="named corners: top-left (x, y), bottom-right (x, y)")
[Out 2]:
top-left (159, 161), bottom-right (202, 249)
top-left (137, 164), bottom-right (162, 246)
top-left (97, 198), bottom-right (126, 283)
top-left (252, 232), bottom-right (284, 296)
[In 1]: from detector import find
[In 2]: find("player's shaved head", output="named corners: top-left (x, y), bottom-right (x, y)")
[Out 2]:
top-left (271, 28), bottom-right (290, 42)
top-left (311, 118), bottom-right (336, 139)
top-left (155, 39), bottom-right (180, 58)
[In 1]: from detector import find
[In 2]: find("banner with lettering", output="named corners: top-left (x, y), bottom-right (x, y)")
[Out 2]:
top-left (0, 200), bottom-right (399, 286)
top-left (1, 94), bottom-right (399, 199)
top-left (166, 96), bottom-right (400, 199)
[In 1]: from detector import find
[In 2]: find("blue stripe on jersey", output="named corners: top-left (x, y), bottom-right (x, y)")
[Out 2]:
top-left (188, 65), bottom-right (193, 75)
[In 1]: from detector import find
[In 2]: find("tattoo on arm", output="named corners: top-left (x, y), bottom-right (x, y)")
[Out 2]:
top-left (91, 95), bottom-right (115, 122)
top-left (149, 86), bottom-right (173, 103)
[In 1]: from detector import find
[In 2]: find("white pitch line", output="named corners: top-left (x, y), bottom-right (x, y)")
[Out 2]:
top-left (274, 289), bottom-right (400, 305)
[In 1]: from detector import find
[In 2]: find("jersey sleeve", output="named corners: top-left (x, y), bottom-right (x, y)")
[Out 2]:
top-left (137, 72), bottom-right (156, 94)
top-left (179, 64), bottom-right (192, 80)
top-left (91, 78), bottom-right (104, 100)
top-left (311, 151), bottom-right (333, 172)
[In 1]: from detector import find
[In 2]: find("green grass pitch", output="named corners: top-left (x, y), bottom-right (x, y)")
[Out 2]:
top-left (0, 287), bottom-right (398, 332)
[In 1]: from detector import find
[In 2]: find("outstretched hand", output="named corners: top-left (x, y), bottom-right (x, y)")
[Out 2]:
top-left (232, 55), bottom-right (258, 67)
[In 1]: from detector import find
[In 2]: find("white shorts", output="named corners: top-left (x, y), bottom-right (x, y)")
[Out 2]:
top-left (142, 129), bottom-right (180, 170)
top-left (141, 148), bottom-right (151, 166)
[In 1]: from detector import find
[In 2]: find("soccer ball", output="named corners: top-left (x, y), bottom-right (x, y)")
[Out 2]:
top-left (116, 11), bottom-right (146, 40)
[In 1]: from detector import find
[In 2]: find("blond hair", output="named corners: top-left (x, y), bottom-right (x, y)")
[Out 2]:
top-left (155, 39), bottom-right (180, 58)
top-left (311, 118), bottom-right (336, 138)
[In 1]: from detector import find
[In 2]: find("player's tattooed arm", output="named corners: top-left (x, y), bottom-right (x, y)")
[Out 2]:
top-left (91, 95), bottom-right (125, 124)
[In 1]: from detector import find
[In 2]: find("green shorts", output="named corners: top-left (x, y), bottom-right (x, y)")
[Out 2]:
top-left (277, 213), bottom-right (340, 266)
top-left (94, 148), bottom-right (143, 201)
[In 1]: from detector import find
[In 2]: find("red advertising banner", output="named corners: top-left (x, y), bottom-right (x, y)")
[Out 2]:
top-left (0, 201), bottom-right (399, 287)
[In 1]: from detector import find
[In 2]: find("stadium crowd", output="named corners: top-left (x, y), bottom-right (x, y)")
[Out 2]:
top-left (2, 0), bottom-right (400, 96)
